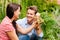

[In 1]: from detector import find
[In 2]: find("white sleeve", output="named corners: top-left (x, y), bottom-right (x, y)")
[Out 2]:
top-left (16, 19), bottom-right (22, 25)
top-left (38, 32), bottom-right (43, 37)
top-left (34, 30), bottom-right (43, 37)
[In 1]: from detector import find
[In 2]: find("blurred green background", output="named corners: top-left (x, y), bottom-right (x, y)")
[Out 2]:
top-left (0, 0), bottom-right (60, 40)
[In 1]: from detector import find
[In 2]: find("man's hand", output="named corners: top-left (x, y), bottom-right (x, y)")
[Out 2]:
top-left (34, 12), bottom-right (43, 35)
top-left (36, 12), bottom-right (44, 24)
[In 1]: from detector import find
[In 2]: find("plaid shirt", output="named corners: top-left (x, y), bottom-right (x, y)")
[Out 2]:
top-left (0, 16), bottom-right (15, 40)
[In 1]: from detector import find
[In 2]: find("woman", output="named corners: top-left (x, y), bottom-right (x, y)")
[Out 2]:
top-left (0, 3), bottom-right (21, 40)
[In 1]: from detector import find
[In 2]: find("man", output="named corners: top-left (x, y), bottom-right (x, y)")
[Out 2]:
top-left (16, 6), bottom-right (43, 40)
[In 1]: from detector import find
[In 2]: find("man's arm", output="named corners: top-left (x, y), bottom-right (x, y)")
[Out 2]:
top-left (35, 12), bottom-right (43, 37)
top-left (35, 24), bottom-right (42, 35)
top-left (34, 24), bottom-right (43, 37)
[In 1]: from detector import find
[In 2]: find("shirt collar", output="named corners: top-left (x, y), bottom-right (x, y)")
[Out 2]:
top-left (25, 17), bottom-right (32, 25)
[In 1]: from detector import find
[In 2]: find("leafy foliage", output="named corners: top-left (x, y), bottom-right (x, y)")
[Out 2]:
top-left (20, 0), bottom-right (60, 40)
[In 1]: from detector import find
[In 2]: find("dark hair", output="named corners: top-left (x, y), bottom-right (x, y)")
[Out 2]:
top-left (27, 6), bottom-right (37, 14)
top-left (6, 3), bottom-right (22, 19)
top-left (6, 3), bottom-right (22, 35)
top-left (12, 20), bottom-right (18, 35)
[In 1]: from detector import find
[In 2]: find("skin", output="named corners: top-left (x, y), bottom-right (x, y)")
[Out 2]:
top-left (26, 9), bottom-right (36, 24)
top-left (13, 7), bottom-right (20, 20)
top-left (35, 13), bottom-right (42, 35)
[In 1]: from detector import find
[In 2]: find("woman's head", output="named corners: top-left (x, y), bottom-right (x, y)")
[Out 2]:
top-left (6, 3), bottom-right (22, 20)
